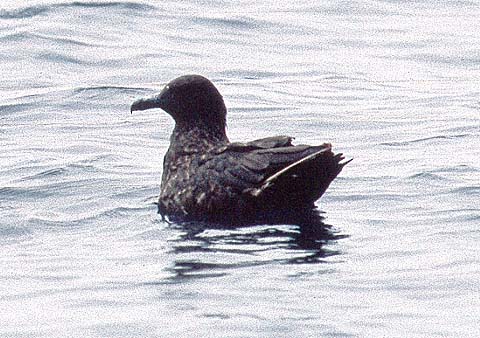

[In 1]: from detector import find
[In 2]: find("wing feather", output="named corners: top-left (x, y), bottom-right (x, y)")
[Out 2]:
top-left (201, 137), bottom-right (345, 206)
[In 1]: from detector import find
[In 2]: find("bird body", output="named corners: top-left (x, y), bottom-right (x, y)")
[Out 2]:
top-left (131, 75), bottom-right (349, 221)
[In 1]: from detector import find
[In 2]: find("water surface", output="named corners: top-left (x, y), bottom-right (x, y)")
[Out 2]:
top-left (1, 1), bottom-right (479, 337)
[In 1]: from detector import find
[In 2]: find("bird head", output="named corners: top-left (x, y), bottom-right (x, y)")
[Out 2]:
top-left (131, 75), bottom-right (227, 130)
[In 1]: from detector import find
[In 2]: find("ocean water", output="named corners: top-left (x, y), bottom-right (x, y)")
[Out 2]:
top-left (1, 1), bottom-right (479, 337)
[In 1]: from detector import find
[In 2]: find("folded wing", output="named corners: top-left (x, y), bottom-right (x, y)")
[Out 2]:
top-left (210, 136), bottom-right (349, 209)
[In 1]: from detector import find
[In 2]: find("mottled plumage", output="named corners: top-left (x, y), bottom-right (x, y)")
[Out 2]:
top-left (131, 75), bottom-right (350, 221)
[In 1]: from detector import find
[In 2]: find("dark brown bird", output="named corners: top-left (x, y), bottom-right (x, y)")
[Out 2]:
top-left (131, 75), bottom-right (350, 222)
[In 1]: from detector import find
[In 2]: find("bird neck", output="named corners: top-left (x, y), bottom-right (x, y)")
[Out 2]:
top-left (169, 123), bottom-right (229, 155)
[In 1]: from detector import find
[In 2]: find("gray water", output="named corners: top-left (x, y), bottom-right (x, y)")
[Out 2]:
top-left (1, 1), bottom-right (479, 337)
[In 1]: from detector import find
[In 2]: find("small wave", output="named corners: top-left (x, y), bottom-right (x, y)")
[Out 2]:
top-left (450, 186), bottom-right (480, 196)
top-left (431, 208), bottom-right (480, 224)
top-left (27, 205), bottom-right (151, 228)
top-left (0, 32), bottom-right (98, 47)
top-left (0, 177), bottom-right (107, 203)
top-left (64, 1), bottom-right (155, 11)
top-left (381, 134), bottom-right (470, 146)
top-left (191, 15), bottom-right (267, 30)
top-left (406, 53), bottom-right (480, 67)
top-left (0, 102), bottom-right (36, 116)
top-left (0, 6), bottom-right (48, 19)
top-left (0, 224), bottom-right (32, 241)
top-left (0, 1), bottom-right (155, 19)
top-left (431, 164), bottom-right (479, 174)
top-left (37, 51), bottom-right (87, 65)
top-left (217, 69), bottom-right (280, 81)
top-left (3, 85), bottom-right (141, 109)
top-left (14, 154), bottom-right (122, 182)
top-left (27, 217), bottom-right (83, 228)
top-left (327, 193), bottom-right (404, 202)
top-left (408, 172), bottom-right (450, 182)
top-left (0, 186), bottom-right (54, 200)
top-left (37, 34), bottom-right (94, 47)
top-left (73, 85), bottom-right (145, 95)
top-left (70, 85), bottom-right (165, 105)
top-left (99, 205), bottom-right (152, 218)
top-left (22, 167), bottom-right (68, 180)
top-left (0, 32), bottom-right (31, 43)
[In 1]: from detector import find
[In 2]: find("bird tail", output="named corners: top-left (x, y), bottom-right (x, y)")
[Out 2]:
top-left (250, 145), bottom-right (351, 208)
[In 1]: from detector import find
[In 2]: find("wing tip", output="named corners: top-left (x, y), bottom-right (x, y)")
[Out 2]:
top-left (340, 158), bottom-right (353, 166)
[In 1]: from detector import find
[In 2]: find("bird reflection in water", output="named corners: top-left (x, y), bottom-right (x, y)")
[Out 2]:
top-left (164, 209), bottom-right (348, 282)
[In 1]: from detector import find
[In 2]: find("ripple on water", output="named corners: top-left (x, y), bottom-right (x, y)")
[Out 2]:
top-left (380, 133), bottom-right (472, 147)
top-left (0, 1), bottom-right (155, 20)
top-left (1, 1), bottom-right (479, 337)
top-left (0, 224), bottom-right (33, 242)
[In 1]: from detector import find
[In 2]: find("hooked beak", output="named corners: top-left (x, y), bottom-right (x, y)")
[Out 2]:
top-left (130, 94), bottom-right (164, 114)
